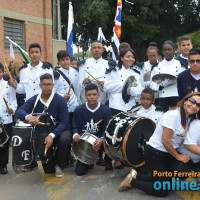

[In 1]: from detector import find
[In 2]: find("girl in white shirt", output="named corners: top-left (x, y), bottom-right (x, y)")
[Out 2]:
top-left (118, 92), bottom-right (200, 197)
top-left (104, 48), bottom-right (143, 115)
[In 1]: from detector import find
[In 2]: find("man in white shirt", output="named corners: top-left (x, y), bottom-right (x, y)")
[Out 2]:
top-left (10, 43), bottom-right (53, 101)
top-left (78, 40), bottom-right (109, 89)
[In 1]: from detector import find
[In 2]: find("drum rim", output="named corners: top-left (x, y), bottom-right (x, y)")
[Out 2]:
top-left (122, 117), bottom-right (156, 167)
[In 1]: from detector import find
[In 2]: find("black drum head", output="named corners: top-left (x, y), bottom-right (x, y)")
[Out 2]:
top-left (124, 118), bottom-right (155, 167)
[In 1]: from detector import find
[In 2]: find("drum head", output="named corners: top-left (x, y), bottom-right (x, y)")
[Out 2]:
top-left (72, 133), bottom-right (98, 165)
top-left (80, 82), bottom-right (107, 104)
top-left (143, 71), bottom-right (151, 82)
top-left (122, 76), bottom-right (137, 103)
top-left (123, 118), bottom-right (155, 167)
top-left (152, 74), bottom-right (177, 86)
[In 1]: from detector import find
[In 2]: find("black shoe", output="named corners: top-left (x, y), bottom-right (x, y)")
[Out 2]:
top-left (105, 162), bottom-right (113, 173)
top-left (0, 166), bottom-right (8, 174)
top-left (96, 158), bottom-right (105, 166)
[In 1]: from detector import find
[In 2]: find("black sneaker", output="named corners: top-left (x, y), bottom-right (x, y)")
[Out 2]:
top-left (0, 166), bottom-right (8, 174)
top-left (105, 161), bottom-right (113, 173)
top-left (96, 158), bottom-right (105, 166)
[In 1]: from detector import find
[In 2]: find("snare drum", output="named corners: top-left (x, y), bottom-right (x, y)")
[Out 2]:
top-left (12, 120), bottom-right (34, 173)
top-left (72, 132), bottom-right (98, 165)
top-left (104, 112), bottom-right (156, 167)
top-left (80, 81), bottom-right (107, 104)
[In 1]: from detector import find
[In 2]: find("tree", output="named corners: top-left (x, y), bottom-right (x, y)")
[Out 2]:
top-left (60, 0), bottom-right (200, 61)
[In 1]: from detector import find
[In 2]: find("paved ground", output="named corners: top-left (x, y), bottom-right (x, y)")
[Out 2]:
top-left (0, 150), bottom-right (200, 200)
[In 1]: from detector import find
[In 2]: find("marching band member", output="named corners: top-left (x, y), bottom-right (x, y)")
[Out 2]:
top-left (130, 88), bottom-right (163, 125)
top-left (54, 50), bottom-right (79, 124)
top-left (150, 40), bottom-right (186, 112)
top-left (118, 92), bottom-right (200, 197)
top-left (70, 57), bottom-right (79, 70)
top-left (78, 40), bottom-right (109, 89)
top-left (16, 74), bottom-right (72, 178)
top-left (10, 43), bottom-right (54, 101)
top-left (0, 62), bottom-right (17, 174)
top-left (177, 48), bottom-right (200, 100)
top-left (104, 48), bottom-right (143, 171)
top-left (72, 83), bottom-right (112, 176)
top-left (104, 48), bottom-right (143, 115)
top-left (140, 42), bottom-right (159, 88)
top-left (176, 36), bottom-right (193, 68)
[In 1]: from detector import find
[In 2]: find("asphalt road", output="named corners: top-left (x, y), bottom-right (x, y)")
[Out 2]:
top-left (1, 150), bottom-right (200, 200)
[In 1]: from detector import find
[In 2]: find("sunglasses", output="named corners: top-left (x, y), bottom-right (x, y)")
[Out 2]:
top-left (189, 59), bottom-right (200, 64)
top-left (188, 98), bottom-right (200, 108)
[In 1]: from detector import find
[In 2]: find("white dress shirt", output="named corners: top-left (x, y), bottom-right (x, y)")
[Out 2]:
top-left (54, 67), bottom-right (79, 112)
top-left (150, 58), bottom-right (185, 98)
top-left (104, 66), bottom-right (143, 112)
top-left (16, 61), bottom-right (54, 101)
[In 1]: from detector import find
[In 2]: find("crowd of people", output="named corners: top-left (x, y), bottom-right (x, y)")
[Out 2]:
top-left (0, 35), bottom-right (200, 197)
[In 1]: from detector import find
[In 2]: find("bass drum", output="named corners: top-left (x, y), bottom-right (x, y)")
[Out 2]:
top-left (104, 112), bottom-right (156, 167)
top-left (80, 81), bottom-right (107, 104)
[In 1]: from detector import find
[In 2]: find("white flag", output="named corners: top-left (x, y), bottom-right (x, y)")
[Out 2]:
top-left (97, 27), bottom-right (106, 42)
top-left (10, 42), bottom-right (15, 59)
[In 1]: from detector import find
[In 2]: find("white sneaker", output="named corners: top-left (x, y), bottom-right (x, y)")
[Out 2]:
top-left (55, 165), bottom-right (64, 178)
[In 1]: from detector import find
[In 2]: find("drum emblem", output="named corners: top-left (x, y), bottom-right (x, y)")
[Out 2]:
top-left (21, 150), bottom-right (30, 161)
top-left (106, 116), bottom-right (133, 145)
top-left (12, 136), bottom-right (22, 146)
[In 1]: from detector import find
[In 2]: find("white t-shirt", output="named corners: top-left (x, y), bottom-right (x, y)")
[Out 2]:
top-left (148, 109), bottom-right (187, 152)
top-left (177, 119), bottom-right (200, 163)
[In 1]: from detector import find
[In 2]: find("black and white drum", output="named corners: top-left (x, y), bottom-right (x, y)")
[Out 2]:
top-left (72, 132), bottom-right (98, 165)
top-left (12, 121), bottom-right (34, 173)
top-left (80, 81), bottom-right (107, 104)
top-left (104, 112), bottom-right (156, 167)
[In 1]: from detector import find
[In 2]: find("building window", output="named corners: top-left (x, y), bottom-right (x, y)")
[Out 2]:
top-left (4, 18), bottom-right (24, 51)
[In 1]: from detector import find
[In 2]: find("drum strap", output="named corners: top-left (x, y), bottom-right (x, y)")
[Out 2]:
top-left (186, 69), bottom-right (192, 95)
top-left (56, 69), bottom-right (75, 92)
top-left (31, 92), bottom-right (55, 114)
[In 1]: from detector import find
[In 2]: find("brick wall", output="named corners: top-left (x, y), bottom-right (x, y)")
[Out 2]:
top-left (0, 0), bottom-right (53, 64)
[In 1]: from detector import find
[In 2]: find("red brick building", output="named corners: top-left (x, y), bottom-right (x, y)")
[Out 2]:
top-left (0, 0), bottom-right (53, 64)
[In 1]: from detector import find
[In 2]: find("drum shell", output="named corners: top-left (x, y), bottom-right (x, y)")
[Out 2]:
top-left (72, 132), bottom-right (98, 165)
top-left (104, 112), bottom-right (156, 167)
top-left (80, 81), bottom-right (107, 104)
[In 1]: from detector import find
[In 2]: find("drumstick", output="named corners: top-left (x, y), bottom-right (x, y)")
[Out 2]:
top-left (38, 122), bottom-right (45, 125)
top-left (94, 119), bottom-right (103, 127)
top-left (3, 98), bottom-right (9, 110)
top-left (4, 60), bottom-right (12, 80)
top-left (67, 83), bottom-right (72, 94)
top-left (91, 76), bottom-right (104, 81)
top-left (44, 144), bottom-right (48, 154)
top-left (85, 70), bottom-right (100, 83)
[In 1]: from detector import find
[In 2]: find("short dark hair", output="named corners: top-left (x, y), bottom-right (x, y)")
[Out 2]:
top-left (118, 48), bottom-right (137, 69)
top-left (57, 50), bottom-right (70, 61)
top-left (119, 42), bottom-right (131, 52)
top-left (85, 83), bottom-right (99, 93)
top-left (147, 42), bottom-right (158, 53)
top-left (0, 62), bottom-right (4, 72)
top-left (178, 36), bottom-right (192, 45)
top-left (29, 43), bottom-right (42, 52)
top-left (189, 48), bottom-right (200, 58)
top-left (162, 40), bottom-right (176, 50)
top-left (91, 40), bottom-right (102, 46)
top-left (40, 73), bottom-right (53, 82)
top-left (141, 88), bottom-right (155, 98)
top-left (70, 56), bottom-right (77, 62)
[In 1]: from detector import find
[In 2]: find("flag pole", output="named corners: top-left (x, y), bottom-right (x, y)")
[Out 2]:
top-left (6, 36), bottom-right (29, 56)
